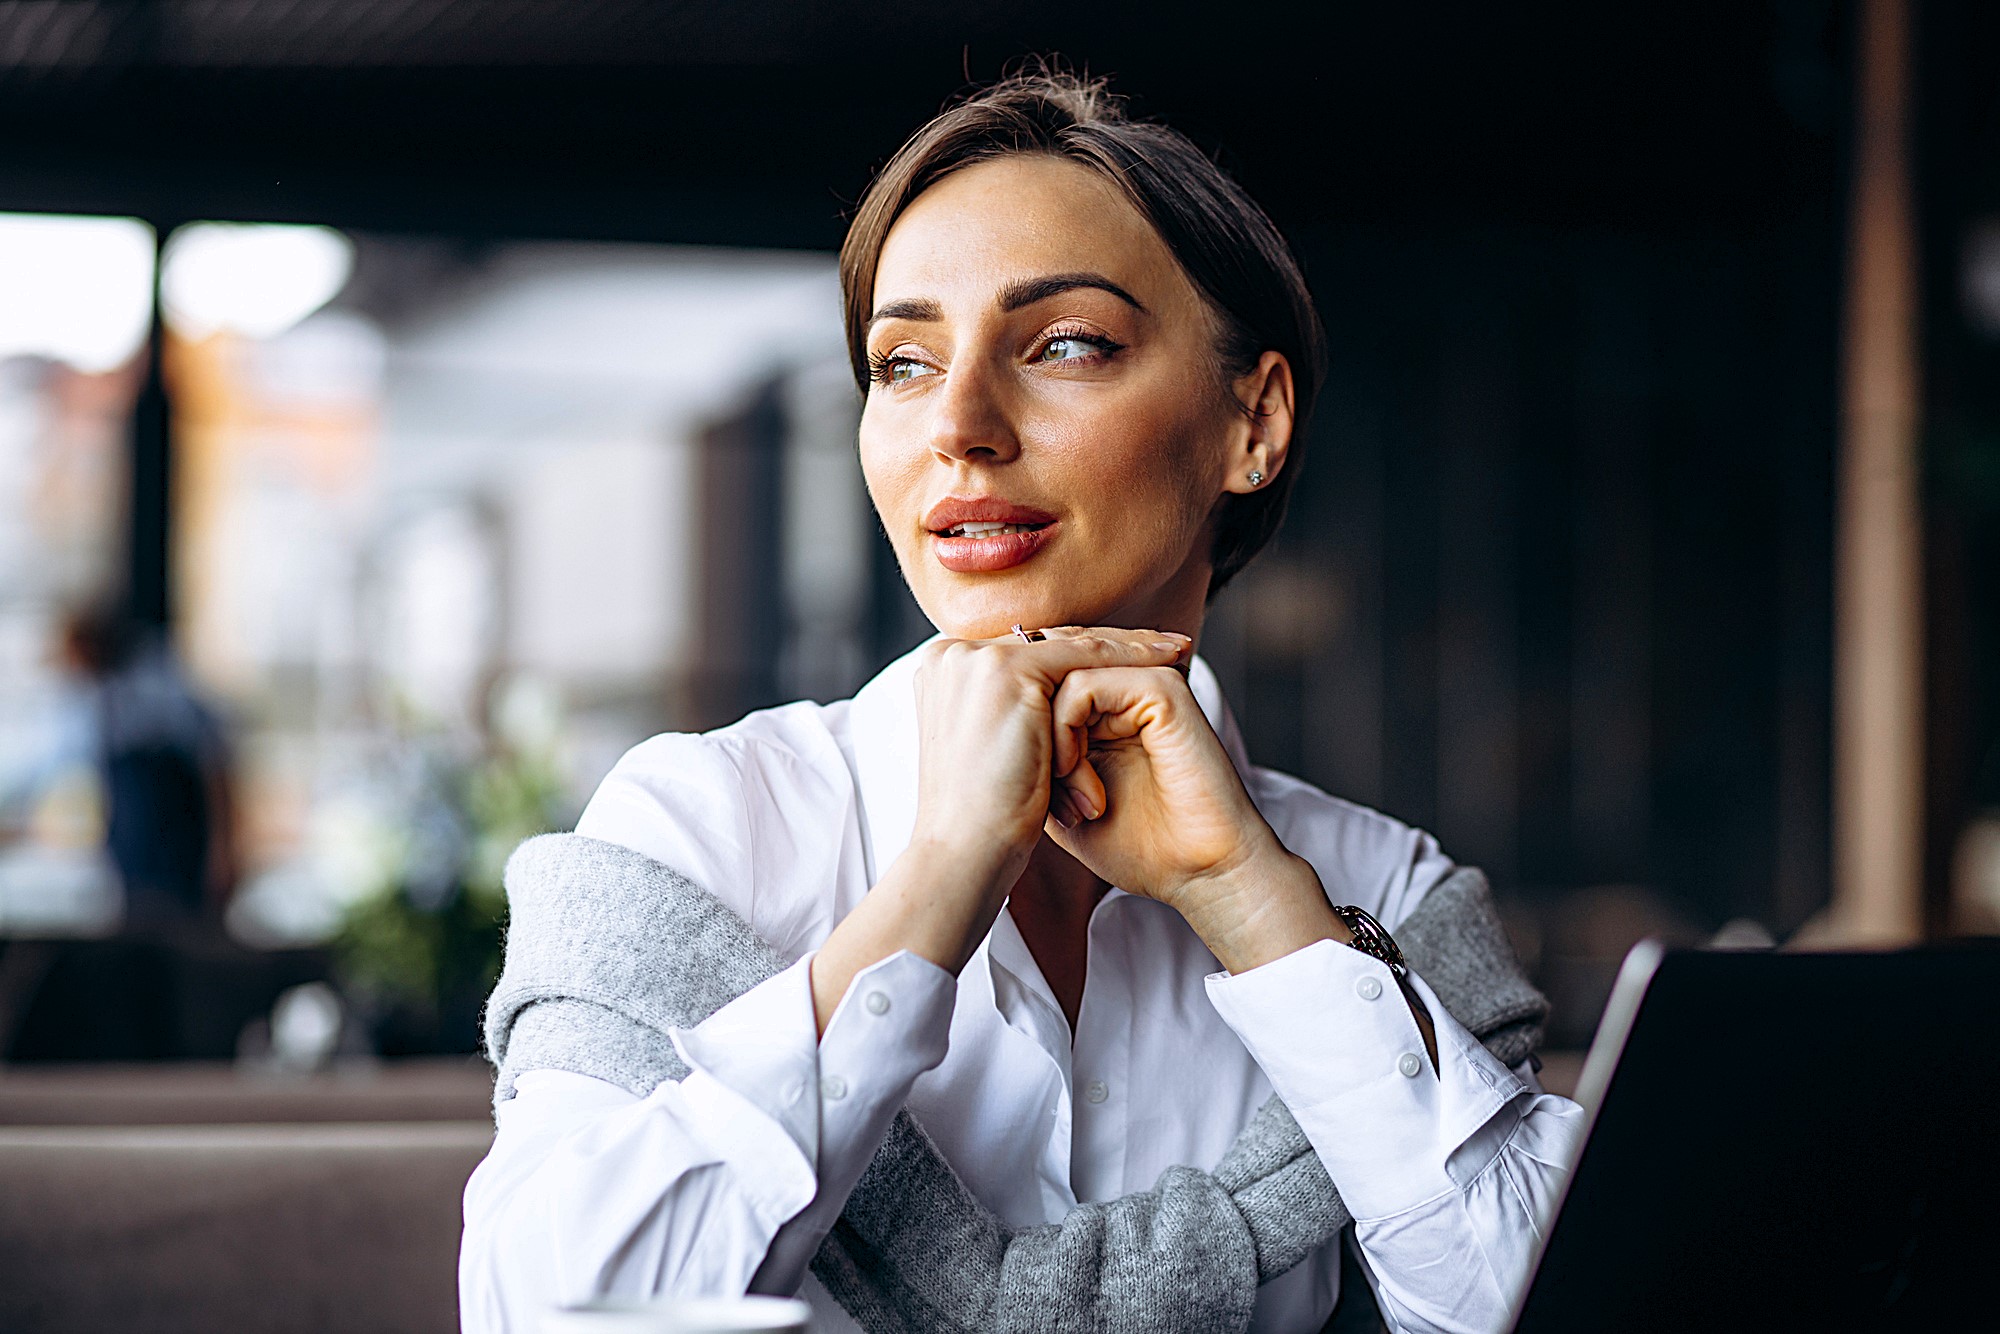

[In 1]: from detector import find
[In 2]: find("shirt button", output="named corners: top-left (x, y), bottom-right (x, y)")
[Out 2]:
top-left (820, 1074), bottom-right (848, 1100)
top-left (1397, 1052), bottom-right (1423, 1078)
top-left (1355, 975), bottom-right (1384, 1001)
top-left (864, 991), bottom-right (891, 1016)
top-left (1082, 1079), bottom-right (1109, 1104)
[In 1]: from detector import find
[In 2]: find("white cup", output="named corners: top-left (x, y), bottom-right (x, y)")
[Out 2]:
top-left (542, 1295), bottom-right (811, 1334)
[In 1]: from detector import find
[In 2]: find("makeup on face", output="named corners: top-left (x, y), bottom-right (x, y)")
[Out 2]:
top-left (858, 156), bottom-right (1241, 638)
top-left (923, 495), bottom-right (1060, 573)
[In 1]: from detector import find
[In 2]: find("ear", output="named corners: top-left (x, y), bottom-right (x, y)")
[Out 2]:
top-left (1221, 351), bottom-right (1295, 496)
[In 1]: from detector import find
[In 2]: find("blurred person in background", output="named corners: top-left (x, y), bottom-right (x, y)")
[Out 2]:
top-left (0, 600), bottom-right (241, 1058)
top-left (47, 599), bottom-right (236, 930)
top-left (464, 70), bottom-right (1579, 1334)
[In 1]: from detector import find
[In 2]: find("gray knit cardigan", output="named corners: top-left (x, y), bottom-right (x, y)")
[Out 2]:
top-left (484, 833), bottom-right (1546, 1333)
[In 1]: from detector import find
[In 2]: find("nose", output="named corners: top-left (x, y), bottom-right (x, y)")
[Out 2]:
top-left (926, 358), bottom-right (1020, 465)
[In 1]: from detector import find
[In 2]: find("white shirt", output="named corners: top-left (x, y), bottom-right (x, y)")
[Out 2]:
top-left (459, 648), bottom-right (1584, 1334)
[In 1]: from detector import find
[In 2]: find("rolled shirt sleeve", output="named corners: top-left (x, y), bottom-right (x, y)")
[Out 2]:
top-left (460, 950), bottom-right (957, 1334)
top-left (690, 950), bottom-right (959, 1296)
top-left (1205, 939), bottom-right (1585, 1334)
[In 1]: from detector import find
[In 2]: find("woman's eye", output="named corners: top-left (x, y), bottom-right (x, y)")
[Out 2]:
top-left (872, 355), bottom-right (938, 385)
top-left (1038, 336), bottom-right (1102, 363)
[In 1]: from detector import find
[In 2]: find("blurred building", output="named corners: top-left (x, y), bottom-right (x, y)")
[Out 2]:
top-left (165, 235), bottom-right (863, 948)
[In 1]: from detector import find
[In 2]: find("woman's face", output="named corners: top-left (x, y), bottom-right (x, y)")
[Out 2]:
top-left (858, 154), bottom-right (1279, 641)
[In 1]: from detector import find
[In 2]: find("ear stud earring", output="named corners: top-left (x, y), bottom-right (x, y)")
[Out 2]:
top-left (1247, 469), bottom-right (1265, 488)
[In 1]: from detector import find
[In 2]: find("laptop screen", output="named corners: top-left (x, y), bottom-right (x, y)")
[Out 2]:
top-left (1511, 943), bottom-right (2000, 1332)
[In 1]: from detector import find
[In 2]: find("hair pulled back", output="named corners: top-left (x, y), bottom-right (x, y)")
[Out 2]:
top-left (839, 67), bottom-right (1326, 598)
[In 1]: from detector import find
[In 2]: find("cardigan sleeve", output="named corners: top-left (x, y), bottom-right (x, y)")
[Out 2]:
top-left (462, 948), bottom-right (957, 1334)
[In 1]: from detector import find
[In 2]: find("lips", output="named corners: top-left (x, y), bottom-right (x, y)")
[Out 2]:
top-left (924, 496), bottom-right (1059, 573)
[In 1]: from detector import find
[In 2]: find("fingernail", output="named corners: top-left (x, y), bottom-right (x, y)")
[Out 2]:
top-left (1074, 792), bottom-right (1102, 820)
top-left (1151, 640), bottom-right (1183, 652)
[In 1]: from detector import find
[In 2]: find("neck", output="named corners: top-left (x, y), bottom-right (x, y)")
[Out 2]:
top-left (1105, 545), bottom-right (1213, 643)
top-left (1007, 837), bottom-right (1108, 1035)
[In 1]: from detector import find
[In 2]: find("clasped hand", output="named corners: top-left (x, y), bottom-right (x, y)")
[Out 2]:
top-left (811, 625), bottom-right (1350, 1030)
top-left (909, 627), bottom-right (1342, 972)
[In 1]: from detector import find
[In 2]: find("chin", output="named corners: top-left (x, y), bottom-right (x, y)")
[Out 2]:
top-left (919, 577), bottom-right (1107, 642)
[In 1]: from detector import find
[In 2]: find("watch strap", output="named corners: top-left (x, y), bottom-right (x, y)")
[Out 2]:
top-left (1328, 903), bottom-right (1408, 979)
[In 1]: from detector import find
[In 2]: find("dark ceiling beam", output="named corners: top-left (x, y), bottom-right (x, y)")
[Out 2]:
top-left (0, 4), bottom-right (1842, 242)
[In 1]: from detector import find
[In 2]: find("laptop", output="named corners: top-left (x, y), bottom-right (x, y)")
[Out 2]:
top-left (1509, 940), bottom-right (2000, 1332)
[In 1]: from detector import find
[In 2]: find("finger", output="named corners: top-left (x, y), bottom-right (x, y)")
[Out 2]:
top-left (1049, 664), bottom-right (1110, 778)
top-left (923, 629), bottom-right (1185, 700)
top-left (1000, 626), bottom-right (1191, 685)
top-left (1042, 759), bottom-right (1100, 832)
top-left (1050, 677), bottom-right (1092, 779)
top-left (1027, 625), bottom-right (1191, 654)
top-left (1051, 665), bottom-right (1178, 749)
top-left (1052, 666), bottom-right (1183, 823)
top-left (1043, 804), bottom-right (1086, 854)
top-left (1056, 754), bottom-right (1106, 822)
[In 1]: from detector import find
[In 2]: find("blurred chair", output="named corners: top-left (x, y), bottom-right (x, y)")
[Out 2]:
top-left (0, 934), bottom-right (334, 1062)
top-left (0, 1056), bottom-right (493, 1126)
top-left (0, 1120), bottom-right (490, 1334)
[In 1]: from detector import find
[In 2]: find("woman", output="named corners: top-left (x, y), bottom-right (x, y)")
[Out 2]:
top-left (462, 71), bottom-right (1583, 1333)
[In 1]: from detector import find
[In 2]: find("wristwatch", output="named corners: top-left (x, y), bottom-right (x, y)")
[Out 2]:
top-left (1327, 904), bottom-right (1407, 979)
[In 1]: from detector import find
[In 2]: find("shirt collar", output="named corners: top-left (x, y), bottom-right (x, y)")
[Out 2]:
top-left (844, 637), bottom-right (1254, 888)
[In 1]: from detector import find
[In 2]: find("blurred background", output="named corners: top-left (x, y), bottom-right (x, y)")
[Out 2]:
top-left (0, 0), bottom-right (1992, 1073)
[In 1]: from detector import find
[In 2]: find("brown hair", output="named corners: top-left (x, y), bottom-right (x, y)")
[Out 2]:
top-left (839, 67), bottom-right (1327, 599)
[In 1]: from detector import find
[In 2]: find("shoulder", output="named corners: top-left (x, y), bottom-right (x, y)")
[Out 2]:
top-left (1245, 765), bottom-right (1457, 933)
top-left (572, 699), bottom-right (860, 956)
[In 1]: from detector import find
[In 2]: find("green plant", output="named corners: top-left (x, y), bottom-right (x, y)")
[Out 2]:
top-left (331, 729), bottom-right (571, 1049)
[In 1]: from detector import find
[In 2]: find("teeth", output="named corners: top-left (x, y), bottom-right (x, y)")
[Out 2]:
top-left (944, 521), bottom-right (1035, 538)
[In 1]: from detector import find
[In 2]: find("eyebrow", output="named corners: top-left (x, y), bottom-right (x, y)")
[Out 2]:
top-left (866, 271), bottom-right (1148, 329)
top-left (998, 272), bottom-right (1148, 315)
top-left (868, 296), bottom-right (943, 326)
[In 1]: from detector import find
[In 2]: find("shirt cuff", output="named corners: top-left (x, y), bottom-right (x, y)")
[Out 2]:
top-left (809, 949), bottom-right (958, 1187)
top-left (669, 956), bottom-right (826, 1171)
top-left (669, 950), bottom-right (957, 1190)
top-left (1205, 937), bottom-right (1530, 1220)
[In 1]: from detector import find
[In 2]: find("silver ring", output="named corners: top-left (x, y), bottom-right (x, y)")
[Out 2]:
top-left (1011, 624), bottom-right (1047, 643)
